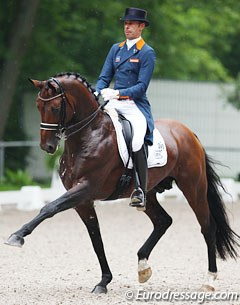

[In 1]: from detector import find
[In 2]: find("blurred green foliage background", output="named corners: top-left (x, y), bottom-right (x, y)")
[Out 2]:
top-left (0, 0), bottom-right (240, 176)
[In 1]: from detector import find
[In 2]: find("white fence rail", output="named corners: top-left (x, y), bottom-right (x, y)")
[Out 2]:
top-left (1, 174), bottom-right (239, 211)
top-left (0, 170), bottom-right (65, 211)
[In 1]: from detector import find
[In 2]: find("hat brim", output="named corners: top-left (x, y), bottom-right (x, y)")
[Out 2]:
top-left (120, 16), bottom-right (149, 27)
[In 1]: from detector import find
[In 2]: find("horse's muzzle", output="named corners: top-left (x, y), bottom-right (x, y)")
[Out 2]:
top-left (40, 142), bottom-right (58, 154)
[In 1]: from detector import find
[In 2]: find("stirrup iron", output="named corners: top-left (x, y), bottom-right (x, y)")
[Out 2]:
top-left (130, 187), bottom-right (146, 211)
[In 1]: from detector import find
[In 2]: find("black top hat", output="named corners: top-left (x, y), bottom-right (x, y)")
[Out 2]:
top-left (121, 7), bottom-right (149, 27)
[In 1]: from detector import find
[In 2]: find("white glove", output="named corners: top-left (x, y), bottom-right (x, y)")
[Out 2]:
top-left (93, 91), bottom-right (99, 98)
top-left (101, 88), bottom-right (119, 101)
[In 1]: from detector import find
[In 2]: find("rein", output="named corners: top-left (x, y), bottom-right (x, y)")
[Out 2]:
top-left (65, 105), bottom-right (102, 139)
top-left (38, 77), bottom-right (103, 140)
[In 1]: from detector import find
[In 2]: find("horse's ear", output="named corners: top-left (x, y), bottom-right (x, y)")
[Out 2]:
top-left (28, 78), bottom-right (43, 89)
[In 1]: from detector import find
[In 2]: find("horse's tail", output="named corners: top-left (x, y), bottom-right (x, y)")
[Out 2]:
top-left (205, 152), bottom-right (240, 260)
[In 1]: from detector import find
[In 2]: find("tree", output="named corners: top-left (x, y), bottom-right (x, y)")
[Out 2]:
top-left (0, 0), bottom-right (40, 139)
top-left (1, 0), bottom-right (240, 173)
top-left (145, 0), bottom-right (240, 80)
top-left (227, 74), bottom-right (240, 109)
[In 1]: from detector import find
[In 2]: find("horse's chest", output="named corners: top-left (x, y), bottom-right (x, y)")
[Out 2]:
top-left (59, 154), bottom-right (79, 188)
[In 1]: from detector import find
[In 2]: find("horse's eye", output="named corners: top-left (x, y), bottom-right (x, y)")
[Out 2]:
top-left (51, 106), bottom-right (60, 115)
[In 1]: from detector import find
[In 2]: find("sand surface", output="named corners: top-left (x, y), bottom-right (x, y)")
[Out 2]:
top-left (0, 198), bottom-right (239, 305)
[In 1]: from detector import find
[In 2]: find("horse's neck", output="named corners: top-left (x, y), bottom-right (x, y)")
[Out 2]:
top-left (58, 77), bottom-right (99, 121)
top-left (60, 111), bottom-right (115, 189)
top-left (64, 110), bottom-right (113, 154)
top-left (74, 87), bottom-right (99, 120)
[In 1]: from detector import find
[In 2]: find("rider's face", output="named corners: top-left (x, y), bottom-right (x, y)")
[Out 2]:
top-left (124, 21), bottom-right (145, 40)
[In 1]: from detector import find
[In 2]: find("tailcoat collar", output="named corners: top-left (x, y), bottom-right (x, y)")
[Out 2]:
top-left (119, 38), bottom-right (145, 50)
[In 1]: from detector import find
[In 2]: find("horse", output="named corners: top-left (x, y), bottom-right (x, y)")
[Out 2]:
top-left (5, 72), bottom-right (240, 293)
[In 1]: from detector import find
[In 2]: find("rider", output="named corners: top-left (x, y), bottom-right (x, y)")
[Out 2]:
top-left (95, 7), bottom-right (156, 209)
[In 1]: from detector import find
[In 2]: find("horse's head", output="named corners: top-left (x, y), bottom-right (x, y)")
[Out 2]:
top-left (30, 73), bottom-right (100, 154)
top-left (29, 76), bottom-right (76, 154)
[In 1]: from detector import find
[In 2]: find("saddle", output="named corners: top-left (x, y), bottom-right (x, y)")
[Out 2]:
top-left (105, 110), bottom-right (134, 200)
top-left (116, 110), bottom-right (133, 165)
top-left (102, 107), bottom-right (167, 200)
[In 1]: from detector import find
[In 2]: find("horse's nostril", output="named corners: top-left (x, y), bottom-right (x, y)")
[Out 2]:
top-left (47, 144), bottom-right (55, 153)
top-left (40, 143), bottom-right (56, 154)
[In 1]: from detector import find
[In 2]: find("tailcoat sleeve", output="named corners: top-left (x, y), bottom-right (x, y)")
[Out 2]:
top-left (95, 45), bottom-right (116, 93)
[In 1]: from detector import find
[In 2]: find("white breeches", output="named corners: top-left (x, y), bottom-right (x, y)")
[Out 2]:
top-left (107, 99), bottom-right (147, 152)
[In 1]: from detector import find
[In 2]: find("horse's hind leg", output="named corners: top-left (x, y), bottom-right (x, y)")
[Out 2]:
top-left (74, 202), bottom-right (112, 294)
top-left (201, 214), bottom-right (218, 291)
top-left (137, 189), bottom-right (173, 283)
top-left (180, 178), bottom-right (217, 291)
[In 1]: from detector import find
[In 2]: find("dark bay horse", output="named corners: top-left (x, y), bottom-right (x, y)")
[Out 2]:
top-left (5, 72), bottom-right (240, 293)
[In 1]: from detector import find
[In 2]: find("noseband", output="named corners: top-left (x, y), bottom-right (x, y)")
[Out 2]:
top-left (38, 77), bottom-right (102, 140)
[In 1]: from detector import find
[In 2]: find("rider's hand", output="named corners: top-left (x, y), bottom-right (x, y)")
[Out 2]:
top-left (93, 91), bottom-right (99, 98)
top-left (101, 88), bottom-right (119, 101)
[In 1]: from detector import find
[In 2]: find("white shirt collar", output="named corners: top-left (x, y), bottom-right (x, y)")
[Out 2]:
top-left (126, 36), bottom-right (142, 50)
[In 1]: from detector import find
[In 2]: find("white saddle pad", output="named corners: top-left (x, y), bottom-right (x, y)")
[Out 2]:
top-left (104, 107), bottom-right (167, 169)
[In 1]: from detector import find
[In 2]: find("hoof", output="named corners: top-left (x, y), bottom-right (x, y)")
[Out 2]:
top-left (200, 271), bottom-right (217, 292)
top-left (91, 285), bottom-right (107, 294)
top-left (138, 259), bottom-right (152, 283)
top-left (138, 267), bottom-right (152, 283)
top-left (4, 234), bottom-right (24, 248)
top-left (200, 284), bottom-right (215, 292)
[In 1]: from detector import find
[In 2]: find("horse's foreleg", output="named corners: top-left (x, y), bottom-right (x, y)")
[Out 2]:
top-left (5, 183), bottom-right (90, 247)
top-left (75, 203), bottom-right (112, 294)
top-left (137, 189), bottom-right (172, 283)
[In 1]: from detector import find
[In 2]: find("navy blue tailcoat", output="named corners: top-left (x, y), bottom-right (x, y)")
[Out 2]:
top-left (95, 38), bottom-right (156, 145)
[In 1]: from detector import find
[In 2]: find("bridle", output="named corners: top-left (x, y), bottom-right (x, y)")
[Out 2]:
top-left (38, 78), bottom-right (73, 139)
top-left (38, 78), bottom-right (102, 140)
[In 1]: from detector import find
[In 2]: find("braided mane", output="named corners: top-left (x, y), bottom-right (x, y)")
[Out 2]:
top-left (53, 72), bottom-right (98, 100)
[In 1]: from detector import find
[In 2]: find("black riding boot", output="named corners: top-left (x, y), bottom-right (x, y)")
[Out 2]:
top-left (130, 145), bottom-right (148, 209)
